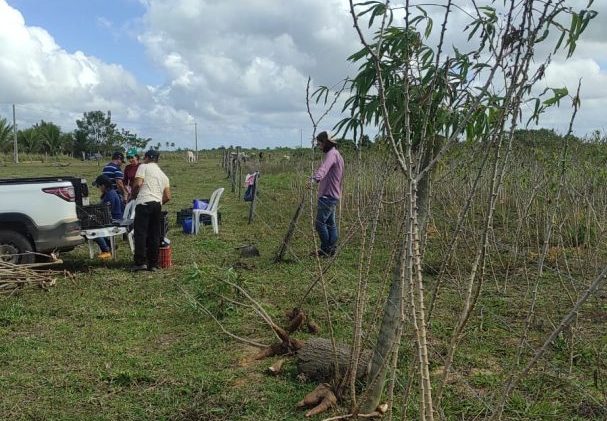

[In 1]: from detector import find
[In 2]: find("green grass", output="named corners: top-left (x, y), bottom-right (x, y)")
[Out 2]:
top-left (0, 152), bottom-right (606, 420)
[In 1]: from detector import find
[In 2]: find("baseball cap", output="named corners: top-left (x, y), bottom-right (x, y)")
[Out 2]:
top-left (126, 147), bottom-right (138, 158)
top-left (112, 151), bottom-right (125, 161)
top-left (144, 149), bottom-right (160, 160)
top-left (93, 174), bottom-right (112, 188)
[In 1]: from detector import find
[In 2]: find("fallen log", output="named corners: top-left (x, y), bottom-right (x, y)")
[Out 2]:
top-left (296, 337), bottom-right (372, 382)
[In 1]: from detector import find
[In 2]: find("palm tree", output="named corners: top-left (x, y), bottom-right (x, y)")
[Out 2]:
top-left (0, 117), bottom-right (14, 153)
top-left (18, 128), bottom-right (41, 154)
top-left (36, 120), bottom-right (63, 155)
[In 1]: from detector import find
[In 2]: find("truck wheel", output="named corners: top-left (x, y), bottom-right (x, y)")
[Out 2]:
top-left (0, 230), bottom-right (35, 265)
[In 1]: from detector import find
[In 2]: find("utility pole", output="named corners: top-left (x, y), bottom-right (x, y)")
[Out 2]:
top-left (12, 104), bottom-right (18, 164)
top-left (194, 122), bottom-right (198, 161)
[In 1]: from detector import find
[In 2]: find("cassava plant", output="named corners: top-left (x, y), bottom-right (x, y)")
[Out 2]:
top-left (310, 0), bottom-right (598, 418)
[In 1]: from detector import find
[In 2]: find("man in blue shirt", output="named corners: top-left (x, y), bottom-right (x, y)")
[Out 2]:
top-left (92, 175), bottom-right (125, 259)
top-left (102, 151), bottom-right (128, 203)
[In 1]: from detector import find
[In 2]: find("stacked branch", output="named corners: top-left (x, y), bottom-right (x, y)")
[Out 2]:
top-left (0, 259), bottom-right (66, 295)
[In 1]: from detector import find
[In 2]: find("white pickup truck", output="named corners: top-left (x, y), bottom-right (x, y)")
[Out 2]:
top-left (0, 177), bottom-right (90, 264)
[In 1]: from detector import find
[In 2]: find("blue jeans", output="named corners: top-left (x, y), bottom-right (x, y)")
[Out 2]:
top-left (315, 196), bottom-right (338, 254)
top-left (94, 237), bottom-right (110, 253)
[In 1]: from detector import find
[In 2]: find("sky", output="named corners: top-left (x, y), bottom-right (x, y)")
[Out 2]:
top-left (0, 0), bottom-right (605, 150)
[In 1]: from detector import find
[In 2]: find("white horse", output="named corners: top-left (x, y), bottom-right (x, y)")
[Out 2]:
top-left (186, 151), bottom-right (196, 162)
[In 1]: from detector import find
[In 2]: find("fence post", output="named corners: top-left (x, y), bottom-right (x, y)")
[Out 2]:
top-left (227, 147), bottom-right (233, 179)
top-left (237, 146), bottom-right (242, 198)
top-left (230, 152), bottom-right (237, 193)
top-left (248, 172), bottom-right (259, 225)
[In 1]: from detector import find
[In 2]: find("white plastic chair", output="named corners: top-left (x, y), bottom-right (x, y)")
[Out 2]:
top-left (81, 201), bottom-right (138, 258)
top-left (121, 201), bottom-right (137, 253)
top-left (81, 226), bottom-right (128, 259)
top-left (192, 187), bottom-right (224, 235)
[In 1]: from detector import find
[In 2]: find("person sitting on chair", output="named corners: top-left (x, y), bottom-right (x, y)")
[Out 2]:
top-left (92, 175), bottom-right (125, 260)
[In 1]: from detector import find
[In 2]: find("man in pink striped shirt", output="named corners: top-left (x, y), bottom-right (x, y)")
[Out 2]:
top-left (307, 131), bottom-right (344, 257)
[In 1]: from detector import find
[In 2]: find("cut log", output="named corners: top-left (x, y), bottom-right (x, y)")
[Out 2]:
top-left (296, 338), bottom-right (372, 382)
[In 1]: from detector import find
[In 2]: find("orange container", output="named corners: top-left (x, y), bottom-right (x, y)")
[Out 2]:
top-left (158, 245), bottom-right (172, 268)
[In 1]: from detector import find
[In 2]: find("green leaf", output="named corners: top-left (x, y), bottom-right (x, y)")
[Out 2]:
top-left (424, 17), bottom-right (433, 39)
top-left (542, 87), bottom-right (568, 107)
top-left (535, 29), bottom-right (550, 43)
top-left (368, 4), bottom-right (387, 28)
top-left (553, 30), bottom-right (566, 53)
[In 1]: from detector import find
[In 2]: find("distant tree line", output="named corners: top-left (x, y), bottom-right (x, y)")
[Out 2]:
top-left (0, 111), bottom-right (163, 157)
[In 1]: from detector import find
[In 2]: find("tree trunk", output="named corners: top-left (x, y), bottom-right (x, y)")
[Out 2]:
top-left (360, 261), bottom-right (404, 413)
top-left (360, 143), bottom-right (439, 413)
top-left (416, 136), bottom-right (443, 253)
top-left (274, 194), bottom-right (305, 263)
top-left (297, 338), bottom-right (372, 382)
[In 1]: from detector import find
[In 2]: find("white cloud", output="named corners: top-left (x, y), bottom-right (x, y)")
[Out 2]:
top-left (0, 0), bottom-right (606, 148)
top-left (0, 0), bottom-right (174, 134)
top-left (136, 0), bottom-right (357, 147)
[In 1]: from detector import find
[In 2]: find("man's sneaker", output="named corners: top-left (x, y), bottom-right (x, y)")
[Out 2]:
top-left (148, 266), bottom-right (160, 272)
top-left (130, 264), bottom-right (148, 272)
top-left (310, 249), bottom-right (331, 258)
top-left (97, 252), bottom-right (112, 260)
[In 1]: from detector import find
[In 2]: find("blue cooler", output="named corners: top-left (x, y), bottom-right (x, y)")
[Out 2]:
top-left (182, 217), bottom-right (193, 234)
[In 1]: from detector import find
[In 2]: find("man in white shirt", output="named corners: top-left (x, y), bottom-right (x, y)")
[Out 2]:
top-left (129, 149), bottom-right (171, 271)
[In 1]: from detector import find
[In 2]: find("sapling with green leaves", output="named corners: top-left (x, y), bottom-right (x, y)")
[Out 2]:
top-left (307, 0), bottom-right (597, 418)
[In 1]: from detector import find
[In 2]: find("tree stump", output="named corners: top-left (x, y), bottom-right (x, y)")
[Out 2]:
top-left (296, 338), bottom-right (372, 382)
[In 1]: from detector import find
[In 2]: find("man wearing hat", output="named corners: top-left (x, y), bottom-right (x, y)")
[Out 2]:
top-left (92, 174), bottom-right (125, 259)
top-left (307, 131), bottom-right (344, 257)
top-left (129, 149), bottom-right (171, 271)
top-left (102, 151), bottom-right (128, 203)
top-left (123, 148), bottom-right (140, 198)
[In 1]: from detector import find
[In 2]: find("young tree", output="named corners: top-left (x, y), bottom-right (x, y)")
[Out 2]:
top-left (71, 129), bottom-right (92, 157)
top-left (312, 1), bottom-right (597, 417)
top-left (75, 111), bottom-right (117, 154)
top-left (115, 128), bottom-right (150, 151)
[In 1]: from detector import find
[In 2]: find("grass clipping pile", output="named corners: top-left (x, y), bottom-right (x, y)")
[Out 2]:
top-left (0, 260), bottom-right (68, 296)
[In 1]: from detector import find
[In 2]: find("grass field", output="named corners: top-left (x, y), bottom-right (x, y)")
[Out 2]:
top-left (1, 150), bottom-right (606, 420)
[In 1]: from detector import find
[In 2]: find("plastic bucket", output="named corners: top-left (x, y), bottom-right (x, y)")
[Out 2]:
top-left (158, 245), bottom-right (172, 268)
top-left (182, 217), bottom-right (193, 234)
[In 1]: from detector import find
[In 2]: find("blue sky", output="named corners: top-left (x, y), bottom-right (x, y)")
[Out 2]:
top-left (0, 0), bottom-right (606, 149)
top-left (6, 0), bottom-right (163, 85)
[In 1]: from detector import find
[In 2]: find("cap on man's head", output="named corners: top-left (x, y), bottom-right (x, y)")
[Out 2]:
top-left (144, 149), bottom-right (160, 161)
top-left (126, 147), bottom-right (139, 159)
top-left (93, 174), bottom-right (112, 188)
top-left (112, 151), bottom-right (125, 161)
top-left (316, 131), bottom-right (337, 144)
